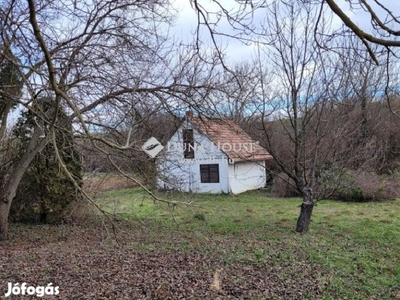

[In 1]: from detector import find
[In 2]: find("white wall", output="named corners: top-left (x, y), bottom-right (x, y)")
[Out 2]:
top-left (157, 121), bottom-right (229, 193)
top-left (228, 161), bottom-right (266, 194)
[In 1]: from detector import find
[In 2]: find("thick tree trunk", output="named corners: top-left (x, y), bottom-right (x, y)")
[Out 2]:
top-left (0, 125), bottom-right (46, 240)
top-left (0, 200), bottom-right (10, 240)
top-left (0, 176), bottom-right (28, 240)
top-left (296, 188), bottom-right (314, 233)
top-left (0, 180), bottom-right (21, 239)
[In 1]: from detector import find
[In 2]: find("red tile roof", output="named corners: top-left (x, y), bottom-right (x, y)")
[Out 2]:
top-left (188, 116), bottom-right (273, 163)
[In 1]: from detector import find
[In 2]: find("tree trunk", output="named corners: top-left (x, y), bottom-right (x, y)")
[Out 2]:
top-left (296, 188), bottom-right (314, 233)
top-left (0, 125), bottom-right (46, 240)
top-left (0, 200), bottom-right (9, 240)
top-left (0, 177), bottom-right (28, 240)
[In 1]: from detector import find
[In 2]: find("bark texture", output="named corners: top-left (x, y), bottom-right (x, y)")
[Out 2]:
top-left (296, 188), bottom-right (314, 233)
top-left (0, 201), bottom-right (9, 240)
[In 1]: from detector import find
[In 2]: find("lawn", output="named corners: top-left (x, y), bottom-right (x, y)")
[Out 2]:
top-left (1, 188), bottom-right (399, 299)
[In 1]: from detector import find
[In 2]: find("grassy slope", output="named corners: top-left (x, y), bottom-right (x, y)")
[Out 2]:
top-left (96, 188), bottom-right (400, 299)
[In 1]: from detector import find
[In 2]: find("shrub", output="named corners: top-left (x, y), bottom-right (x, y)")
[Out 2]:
top-left (269, 167), bottom-right (400, 202)
top-left (319, 169), bottom-right (400, 202)
top-left (271, 172), bottom-right (301, 198)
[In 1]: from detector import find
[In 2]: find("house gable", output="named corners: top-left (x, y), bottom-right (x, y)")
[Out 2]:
top-left (156, 112), bottom-right (270, 194)
top-left (161, 120), bottom-right (227, 162)
top-left (156, 120), bottom-right (230, 193)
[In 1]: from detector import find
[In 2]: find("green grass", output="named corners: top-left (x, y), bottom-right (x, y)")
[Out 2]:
top-left (96, 188), bottom-right (400, 299)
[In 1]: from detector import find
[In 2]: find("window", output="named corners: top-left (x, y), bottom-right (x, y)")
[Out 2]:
top-left (183, 129), bottom-right (194, 158)
top-left (200, 164), bottom-right (219, 183)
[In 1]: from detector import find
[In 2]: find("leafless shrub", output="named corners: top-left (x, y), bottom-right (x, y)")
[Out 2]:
top-left (327, 171), bottom-right (400, 202)
top-left (65, 201), bottom-right (98, 226)
top-left (271, 173), bottom-right (301, 198)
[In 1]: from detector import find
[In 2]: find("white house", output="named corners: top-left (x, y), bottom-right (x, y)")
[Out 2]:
top-left (156, 112), bottom-right (273, 194)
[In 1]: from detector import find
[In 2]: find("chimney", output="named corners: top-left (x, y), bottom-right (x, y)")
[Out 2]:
top-left (185, 110), bottom-right (193, 119)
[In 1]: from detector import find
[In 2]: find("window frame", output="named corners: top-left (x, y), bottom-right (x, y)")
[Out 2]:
top-left (200, 164), bottom-right (220, 183)
top-left (183, 129), bottom-right (195, 159)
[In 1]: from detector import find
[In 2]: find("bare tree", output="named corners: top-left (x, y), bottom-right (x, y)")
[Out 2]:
top-left (190, 0), bottom-right (400, 62)
top-left (252, 1), bottom-right (337, 232)
top-left (0, 0), bottom-right (219, 239)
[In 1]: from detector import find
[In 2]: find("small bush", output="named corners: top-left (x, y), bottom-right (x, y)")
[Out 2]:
top-left (67, 201), bottom-right (98, 226)
top-left (271, 173), bottom-right (301, 198)
top-left (193, 212), bottom-right (207, 222)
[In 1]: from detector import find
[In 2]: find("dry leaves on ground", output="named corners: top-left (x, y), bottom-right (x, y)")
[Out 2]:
top-left (0, 222), bottom-right (325, 299)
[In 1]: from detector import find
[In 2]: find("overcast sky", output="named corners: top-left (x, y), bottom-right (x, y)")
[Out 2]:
top-left (170, 0), bottom-right (400, 63)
